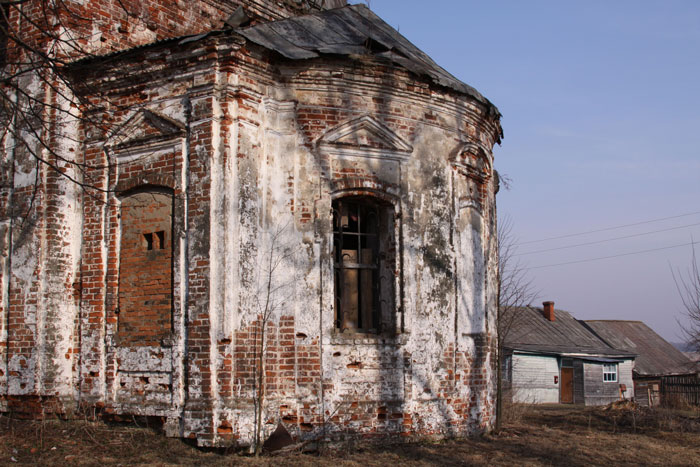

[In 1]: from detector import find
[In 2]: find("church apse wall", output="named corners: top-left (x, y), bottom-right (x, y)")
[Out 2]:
top-left (0, 2), bottom-right (502, 448)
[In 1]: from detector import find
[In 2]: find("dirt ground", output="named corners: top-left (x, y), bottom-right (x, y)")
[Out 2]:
top-left (1, 403), bottom-right (699, 466)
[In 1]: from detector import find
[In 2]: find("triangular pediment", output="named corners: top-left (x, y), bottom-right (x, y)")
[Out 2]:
top-left (107, 110), bottom-right (185, 151)
top-left (317, 116), bottom-right (413, 157)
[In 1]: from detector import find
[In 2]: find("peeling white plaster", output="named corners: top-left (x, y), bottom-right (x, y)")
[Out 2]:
top-left (3, 35), bottom-right (500, 447)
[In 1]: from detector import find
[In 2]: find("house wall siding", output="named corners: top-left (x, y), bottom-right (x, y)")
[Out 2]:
top-left (634, 377), bottom-right (661, 407)
top-left (583, 359), bottom-right (634, 406)
top-left (511, 354), bottom-right (559, 404)
top-left (573, 359), bottom-right (585, 404)
top-left (509, 355), bottom-right (635, 407)
top-left (619, 360), bottom-right (635, 400)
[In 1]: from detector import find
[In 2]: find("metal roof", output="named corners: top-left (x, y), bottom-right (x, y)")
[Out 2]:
top-left (504, 306), bottom-right (635, 358)
top-left (584, 320), bottom-right (698, 376)
top-left (237, 4), bottom-right (500, 118)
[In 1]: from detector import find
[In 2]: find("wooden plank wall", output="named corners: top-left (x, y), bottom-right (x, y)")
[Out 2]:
top-left (582, 360), bottom-right (634, 406)
top-left (661, 374), bottom-right (700, 406)
top-left (512, 354), bottom-right (559, 403)
top-left (573, 359), bottom-right (585, 404)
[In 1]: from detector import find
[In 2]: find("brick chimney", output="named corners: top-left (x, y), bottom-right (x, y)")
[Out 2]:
top-left (543, 301), bottom-right (555, 322)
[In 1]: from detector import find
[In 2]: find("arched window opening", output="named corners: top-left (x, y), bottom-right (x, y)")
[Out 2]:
top-left (333, 196), bottom-right (395, 334)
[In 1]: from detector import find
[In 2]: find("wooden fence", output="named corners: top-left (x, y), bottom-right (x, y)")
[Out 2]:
top-left (660, 374), bottom-right (700, 407)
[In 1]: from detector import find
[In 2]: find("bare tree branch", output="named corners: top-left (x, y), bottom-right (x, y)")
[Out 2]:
top-left (1, 0), bottom-right (155, 207)
top-left (496, 214), bottom-right (538, 430)
top-left (252, 220), bottom-right (295, 455)
top-left (672, 240), bottom-right (700, 352)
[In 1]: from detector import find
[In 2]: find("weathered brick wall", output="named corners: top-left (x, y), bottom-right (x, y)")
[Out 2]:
top-left (4, 0), bottom-right (336, 61)
top-left (1, 20), bottom-right (500, 447)
top-left (117, 191), bottom-right (173, 347)
top-left (0, 47), bottom-right (84, 413)
top-left (0, 0), bottom-right (348, 420)
top-left (184, 38), bottom-right (500, 445)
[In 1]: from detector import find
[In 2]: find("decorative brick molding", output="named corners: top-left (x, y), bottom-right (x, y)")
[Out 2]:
top-left (0, 0), bottom-right (500, 448)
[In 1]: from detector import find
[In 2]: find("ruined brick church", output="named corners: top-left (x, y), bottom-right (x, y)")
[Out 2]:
top-left (0, 0), bottom-right (502, 446)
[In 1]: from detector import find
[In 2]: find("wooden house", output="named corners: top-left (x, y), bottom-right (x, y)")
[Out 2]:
top-left (503, 302), bottom-right (636, 405)
top-left (584, 320), bottom-right (699, 406)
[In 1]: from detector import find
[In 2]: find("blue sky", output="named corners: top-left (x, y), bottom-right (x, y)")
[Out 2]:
top-left (356, 0), bottom-right (700, 342)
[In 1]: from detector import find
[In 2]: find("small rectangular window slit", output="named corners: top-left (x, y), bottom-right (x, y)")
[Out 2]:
top-left (143, 231), bottom-right (165, 250)
top-left (155, 231), bottom-right (165, 249)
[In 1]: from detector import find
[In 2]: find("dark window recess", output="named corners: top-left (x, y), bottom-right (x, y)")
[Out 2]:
top-left (333, 197), bottom-right (394, 334)
top-left (144, 231), bottom-right (165, 250)
top-left (155, 230), bottom-right (165, 249)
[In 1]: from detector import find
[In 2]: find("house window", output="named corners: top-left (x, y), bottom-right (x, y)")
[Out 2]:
top-left (603, 363), bottom-right (618, 382)
top-left (333, 196), bottom-right (395, 334)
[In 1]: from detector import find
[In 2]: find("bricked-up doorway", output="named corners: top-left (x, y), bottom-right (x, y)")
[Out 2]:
top-left (118, 190), bottom-right (173, 346)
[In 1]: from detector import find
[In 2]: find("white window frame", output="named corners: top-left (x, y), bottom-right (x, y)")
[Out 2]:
top-left (603, 363), bottom-right (618, 382)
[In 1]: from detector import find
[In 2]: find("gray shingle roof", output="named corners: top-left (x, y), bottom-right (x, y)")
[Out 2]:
top-left (504, 306), bottom-right (635, 358)
top-left (584, 320), bottom-right (697, 376)
top-left (237, 4), bottom-right (500, 118)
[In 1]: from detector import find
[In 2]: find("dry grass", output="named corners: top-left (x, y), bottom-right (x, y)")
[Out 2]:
top-left (1, 404), bottom-right (700, 466)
